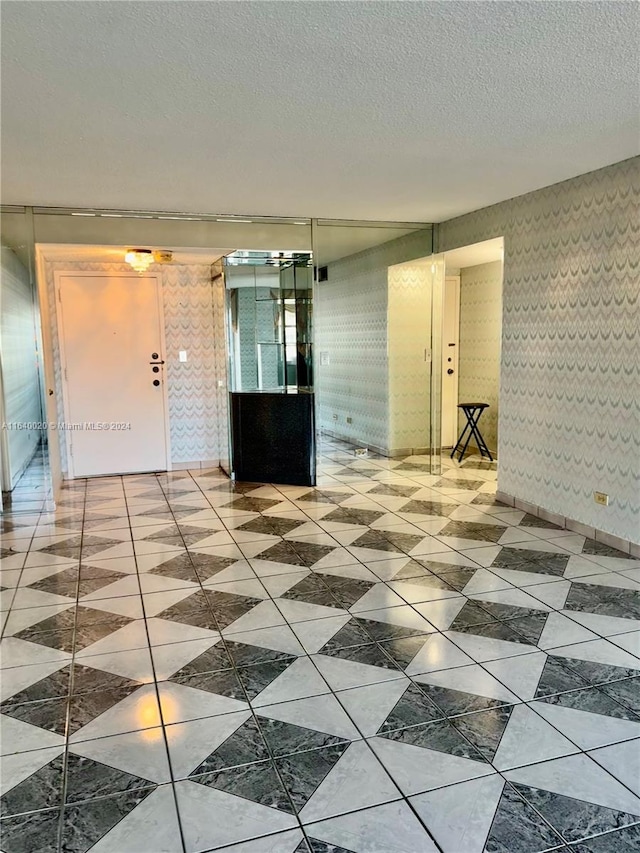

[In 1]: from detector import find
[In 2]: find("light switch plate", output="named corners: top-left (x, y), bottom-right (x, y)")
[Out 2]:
top-left (179, 351), bottom-right (188, 362)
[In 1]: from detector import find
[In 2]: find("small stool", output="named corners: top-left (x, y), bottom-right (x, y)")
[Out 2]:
top-left (450, 403), bottom-right (494, 462)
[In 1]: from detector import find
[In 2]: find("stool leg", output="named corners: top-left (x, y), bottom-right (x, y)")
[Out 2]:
top-left (467, 412), bottom-right (494, 461)
top-left (456, 411), bottom-right (477, 462)
top-left (450, 420), bottom-right (471, 460)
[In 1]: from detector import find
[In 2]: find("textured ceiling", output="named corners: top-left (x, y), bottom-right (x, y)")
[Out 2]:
top-left (1, 1), bottom-right (638, 221)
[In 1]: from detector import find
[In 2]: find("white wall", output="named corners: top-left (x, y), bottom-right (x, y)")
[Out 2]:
top-left (0, 246), bottom-right (43, 488)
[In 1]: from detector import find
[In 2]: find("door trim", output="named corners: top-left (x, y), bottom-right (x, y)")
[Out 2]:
top-left (53, 270), bottom-right (172, 478)
top-left (443, 275), bottom-right (460, 447)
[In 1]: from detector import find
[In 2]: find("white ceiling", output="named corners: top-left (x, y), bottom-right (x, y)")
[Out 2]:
top-left (2, 2), bottom-right (638, 222)
top-left (443, 238), bottom-right (504, 273)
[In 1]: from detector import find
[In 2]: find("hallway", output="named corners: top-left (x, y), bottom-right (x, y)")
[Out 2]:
top-left (1, 439), bottom-right (639, 852)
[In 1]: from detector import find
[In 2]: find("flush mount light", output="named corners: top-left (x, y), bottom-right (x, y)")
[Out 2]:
top-left (125, 249), bottom-right (153, 273)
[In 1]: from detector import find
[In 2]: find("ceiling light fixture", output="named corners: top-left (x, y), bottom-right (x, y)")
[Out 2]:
top-left (125, 249), bottom-right (154, 273)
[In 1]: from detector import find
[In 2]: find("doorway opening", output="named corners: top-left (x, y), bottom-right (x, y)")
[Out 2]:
top-left (438, 237), bottom-right (504, 478)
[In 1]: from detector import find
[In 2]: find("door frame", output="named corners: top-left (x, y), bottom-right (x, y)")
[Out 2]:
top-left (442, 275), bottom-right (460, 447)
top-left (53, 270), bottom-right (172, 478)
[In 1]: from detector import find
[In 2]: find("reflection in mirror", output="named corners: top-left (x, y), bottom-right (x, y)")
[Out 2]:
top-left (0, 207), bottom-right (53, 513)
top-left (312, 220), bottom-right (440, 468)
top-left (224, 251), bottom-right (313, 392)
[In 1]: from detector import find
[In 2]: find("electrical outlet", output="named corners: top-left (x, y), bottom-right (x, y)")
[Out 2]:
top-left (594, 491), bottom-right (609, 506)
top-left (332, 414), bottom-right (338, 421)
top-left (346, 417), bottom-right (352, 424)
top-left (354, 447), bottom-right (368, 457)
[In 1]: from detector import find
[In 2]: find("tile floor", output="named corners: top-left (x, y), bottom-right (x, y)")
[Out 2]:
top-left (1, 438), bottom-right (639, 852)
top-left (1, 444), bottom-right (53, 515)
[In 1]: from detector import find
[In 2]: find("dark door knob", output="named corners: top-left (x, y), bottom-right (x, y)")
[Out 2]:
top-left (447, 369), bottom-right (454, 375)
top-left (152, 366), bottom-right (159, 373)
top-left (151, 352), bottom-right (159, 360)
top-left (153, 379), bottom-right (160, 386)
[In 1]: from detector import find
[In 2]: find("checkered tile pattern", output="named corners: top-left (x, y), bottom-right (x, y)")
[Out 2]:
top-left (1, 439), bottom-right (639, 852)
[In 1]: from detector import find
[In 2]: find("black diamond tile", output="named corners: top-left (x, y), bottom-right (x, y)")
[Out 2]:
top-left (439, 520), bottom-right (506, 543)
top-left (491, 547), bottom-right (570, 576)
top-left (256, 541), bottom-right (308, 567)
top-left (67, 686), bottom-right (144, 734)
top-left (418, 684), bottom-right (510, 719)
top-left (518, 513), bottom-right (563, 530)
top-left (64, 753), bottom-right (156, 804)
top-left (224, 641), bottom-right (295, 668)
top-left (296, 489), bottom-right (351, 505)
top-left (2, 666), bottom-right (72, 704)
top-left (558, 656), bottom-right (640, 687)
top-left (376, 635), bottom-right (430, 668)
top-left (398, 500), bottom-right (457, 517)
top-left (322, 642), bottom-right (401, 671)
top-left (237, 516), bottom-right (306, 536)
top-left (366, 483), bottom-right (420, 498)
top-left (321, 507), bottom-right (384, 526)
top-left (14, 607), bottom-right (131, 653)
top-left (380, 530), bottom-right (426, 554)
top-left (435, 478), bottom-right (485, 490)
top-left (60, 788), bottom-right (155, 851)
top-left (290, 541), bottom-right (339, 568)
top-left (581, 539), bottom-right (630, 558)
top-left (155, 591), bottom-right (219, 629)
top-left (0, 696), bottom-right (69, 736)
top-left (317, 619), bottom-right (374, 653)
top-left (565, 582), bottom-right (640, 620)
top-left (512, 781), bottom-right (640, 844)
top-left (484, 783), bottom-right (565, 852)
top-left (537, 685), bottom-right (640, 721)
top-left (282, 575), bottom-right (341, 608)
top-left (377, 683), bottom-right (443, 733)
top-left (316, 575), bottom-right (374, 608)
top-left (191, 759), bottom-right (293, 813)
top-left (416, 563), bottom-right (477, 591)
top-left (568, 824), bottom-right (640, 852)
top-left (204, 591), bottom-right (262, 630)
top-left (170, 668), bottom-right (247, 700)
top-left (535, 656), bottom-right (592, 699)
top-left (355, 617), bottom-right (428, 643)
top-left (0, 807), bottom-right (61, 853)
top-left (598, 677), bottom-right (640, 712)
top-left (0, 755), bottom-right (64, 816)
top-left (236, 659), bottom-right (297, 700)
top-left (225, 496), bottom-right (282, 512)
top-left (508, 613), bottom-right (549, 644)
top-left (380, 717), bottom-right (488, 762)
top-left (350, 531), bottom-right (404, 554)
top-left (454, 621), bottom-right (535, 645)
top-left (70, 665), bottom-right (141, 697)
top-left (257, 716), bottom-right (349, 758)
top-left (191, 717), bottom-right (269, 774)
top-left (276, 741), bottom-right (350, 812)
top-left (450, 601), bottom-right (499, 629)
top-left (451, 704), bottom-right (513, 760)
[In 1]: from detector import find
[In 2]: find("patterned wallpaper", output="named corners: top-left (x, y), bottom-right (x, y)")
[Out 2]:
top-left (388, 261), bottom-right (431, 454)
top-left (43, 261), bottom-right (227, 471)
top-left (458, 260), bottom-right (502, 453)
top-left (436, 157), bottom-right (640, 544)
top-left (315, 228), bottom-right (433, 452)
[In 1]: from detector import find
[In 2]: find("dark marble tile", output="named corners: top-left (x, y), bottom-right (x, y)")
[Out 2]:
top-left (238, 516), bottom-right (306, 537)
top-left (451, 705), bottom-right (513, 760)
top-left (0, 807), bottom-right (61, 853)
top-left (64, 753), bottom-right (156, 804)
top-left (598, 677), bottom-right (640, 712)
top-left (434, 478), bottom-right (485, 490)
top-left (582, 539), bottom-right (632, 558)
top-left (375, 635), bottom-right (430, 668)
top-left (191, 759), bottom-right (294, 812)
top-left (148, 554), bottom-right (203, 582)
top-left (70, 665), bottom-right (141, 697)
top-left (513, 781), bottom-right (640, 843)
top-left (460, 458), bottom-right (497, 471)
top-left (569, 824), bottom-right (640, 852)
top-left (236, 658), bottom-right (296, 700)
top-left (366, 483), bottom-right (421, 498)
top-left (318, 619), bottom-right (374, 653)
top-left (192, 717), bottom-right (269, 772)
top-left (290, 541), bottom-right (339, 568)
top-left (316, 575), bottom-right (374, 608)
top-left (322, 642), bottom-right (400, 671)
top-left (380, 530), bottom-right (426, 554)
top-left (559, 657), bottom-right (640, 687)
top-left (419, 684), bottom-right (510, 719)
top-left (321, 507), bottom-right (384, 526)
top-left (0, 756), bottom-right (64, 817)
top-left (491, 548), bottom-right (569, 577)
top-left (538, 686), bottom-right (640, 721)
top-left (282, 575), bottom-right (342, 608)
top-left (535, 656), bottom-right (591, 699)
top-left (379, 717), bottom-right (488, 762)
top-left (257, 541), bottom-right (308, 567)
top-left (226, 496), bottom-right (282, 512)
top-left (1, 696), bottom-right (69, 735)
top-left (397, 500), bottom-right (457, 517)
top-left (67, 685), bottom-right (143, 734)
top-left (304, 838), bottom-right (356, 853)
top-left (155, 593), bottom-right (219, 630)
top-left (257, 717), bottom-right (348, 758)
top-left (168, 642), bottom-right (233, 677)
top-left (276, 742), bottom-right (350, 812)
top-left (350, 531), bottom-right (403, 554)
top-left (60, 787), bottom-right (155, 851)
top-left (439, 520), bottom-right (506, 543)
top-left (2, 666), bottom-right (72, 704)
top-left (472, 494), bottom-right (508, 506)
top-left (170, 668), bottom-right (248, 700)
top-left (484, 783), bottom-right (565, 852)
top-left (508, 613), bottom-right (550, 644)
top-left (413, 563), bottom-right (477, 591)
top-left (224, 641), bottom-right (295, 668)
top-left (450, 601), bottom-right (499, 629)
top-left (455, 621), bottom-right (534, 645)
top-left (296, 489), bottom-right (349, 505)
top-left (565, 583), bottom-right (640, 621)
top-left (355, 617), bottom-right (427, 643)
top-left (377, 683), bottom-right (443, 733)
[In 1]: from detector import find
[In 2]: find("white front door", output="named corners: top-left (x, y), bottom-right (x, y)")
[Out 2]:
top-left (56, 272), bottom-right (169, 477)
top-left (441, 275), bottom-right (460, 447)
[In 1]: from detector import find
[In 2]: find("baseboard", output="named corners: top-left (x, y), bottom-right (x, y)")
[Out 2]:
top-left (495, 491), bottom-right (639, 557)
top-left (171, 459), bottom-right (220, 471)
